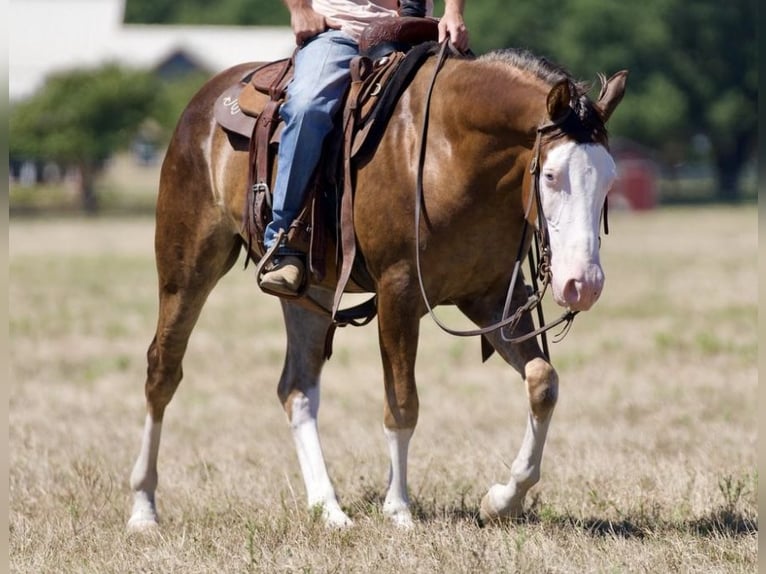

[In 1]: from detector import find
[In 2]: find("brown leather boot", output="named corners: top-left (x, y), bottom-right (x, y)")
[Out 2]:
top-left (259, 255), bottom-right (305, 295)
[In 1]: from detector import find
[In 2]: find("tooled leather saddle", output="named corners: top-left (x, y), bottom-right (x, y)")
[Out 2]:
top-left (213, 17), bottom-right (440, 316)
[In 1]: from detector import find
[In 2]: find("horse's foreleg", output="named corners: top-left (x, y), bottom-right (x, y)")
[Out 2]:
top-left (128, 217), bottom-right (241, 532)
top-left (479, 356), bottom-right (558, 521)
top-left (280, 294), bottom-right (352, 528)
top-left (382, 426), bottom-right (415, 527)
top-left (458, 292), bottom-right (559, 522)
top-left (376, 282), bottom-right (421, 528)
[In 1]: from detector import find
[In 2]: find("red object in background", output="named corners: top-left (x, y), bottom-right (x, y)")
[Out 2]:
top-left (611, 158), bottom-right (658, 210)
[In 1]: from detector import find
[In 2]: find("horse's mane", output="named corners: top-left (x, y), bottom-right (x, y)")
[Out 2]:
top-left (478, 48), bottom-right (608, 145)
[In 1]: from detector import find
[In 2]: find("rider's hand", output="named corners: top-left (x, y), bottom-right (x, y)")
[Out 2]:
top-left (289, 4), bottom-right (341, 46)
top-left (438, 5), bottom-right (469, 53)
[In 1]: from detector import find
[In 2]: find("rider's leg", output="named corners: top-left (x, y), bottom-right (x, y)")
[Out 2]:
top-left (261, 30), bottom-right (359, 293)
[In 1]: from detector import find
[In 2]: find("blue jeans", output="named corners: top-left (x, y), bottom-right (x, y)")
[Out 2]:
top-left (264, 30), bottom-right (360, 253)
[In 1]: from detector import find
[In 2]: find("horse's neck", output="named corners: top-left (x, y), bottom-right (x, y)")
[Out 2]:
top-left (436, 59), bottom-right (546, 141)
top-left (408, 58), bottom-right (542, 197)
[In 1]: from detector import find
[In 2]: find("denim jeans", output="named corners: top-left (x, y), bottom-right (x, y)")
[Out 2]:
top-left (264, 30), bottom-right (360, 253)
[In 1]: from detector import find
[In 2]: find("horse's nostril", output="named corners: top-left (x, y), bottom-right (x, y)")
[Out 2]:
top-left (563, 279), bottom-right (580, 304)
top-left (561, 274), bottom-right (603, 311)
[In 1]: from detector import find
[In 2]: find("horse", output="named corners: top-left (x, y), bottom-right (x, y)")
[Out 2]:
top-left (127, 44), bottom-right (627, 530)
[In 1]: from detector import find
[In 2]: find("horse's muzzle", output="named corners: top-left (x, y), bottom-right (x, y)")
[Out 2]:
top-left (555, 263), bottom-right (605, 312)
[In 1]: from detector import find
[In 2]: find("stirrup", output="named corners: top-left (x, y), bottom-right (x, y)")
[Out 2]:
top-left (255, 230), bottom-right (308, 299)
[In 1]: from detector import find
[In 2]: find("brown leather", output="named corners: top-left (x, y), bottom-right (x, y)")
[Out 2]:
top-left (215, 19), bottom-right (436, 137)
top-left (242, 56), bottom-right (294, 259)
top-left (330, 49), bottom-right (411, 317)
top-left (239, 51), bottom-right (408, 295)
top-left (250, 58), bottom-right (294, 95)
top-left (224, 32), bottom-right (437, 313)
top-left (213, 59), bottom-right (296, 139)
top-left (332, 76), bottom-right (364, 317)
top-left (358, 16), bottom-right (439, 55)
top-left (350, 51), bottom-right (406, 157)
top-left (238, 83), bottom-right (269, 118)
top-left (213, 83), bottom-right (258, 138)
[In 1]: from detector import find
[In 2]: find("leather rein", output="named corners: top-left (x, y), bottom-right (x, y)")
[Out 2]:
top-left (413, 39), bottom-right (606, 357)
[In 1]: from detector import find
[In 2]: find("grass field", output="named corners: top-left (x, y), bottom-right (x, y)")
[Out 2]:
top-left (9, 206), bottom-right (757, 573)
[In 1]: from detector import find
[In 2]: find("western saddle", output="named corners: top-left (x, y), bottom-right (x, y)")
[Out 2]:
top-left (213, 17), bottom-right (442, 330)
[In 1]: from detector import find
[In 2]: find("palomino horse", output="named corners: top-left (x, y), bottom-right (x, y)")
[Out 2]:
top-left (128, 46), bottom-right (627, 530)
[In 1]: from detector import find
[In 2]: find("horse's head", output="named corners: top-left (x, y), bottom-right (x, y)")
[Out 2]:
top-left (524, 70), bottom-right (628, 312)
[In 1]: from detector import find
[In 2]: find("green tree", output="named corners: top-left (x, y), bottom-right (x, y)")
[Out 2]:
top-left (151, 71), bottom-right (210, 135)
top-left (662, 0), bottom-right (757, 200)
top-left (124, 0), bottom-right (288, 26)
top-left (10, 63), bottom-right (161, 212)
top-left (123, 0), bottom-right (757, 200)
top-left (460, 0), bottom-right (756, 201)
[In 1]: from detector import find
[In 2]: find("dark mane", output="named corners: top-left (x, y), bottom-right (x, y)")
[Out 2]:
top-left (479, 48), bottom-right (608, 145)
top-left (480, 48), bottom-right (574, 86)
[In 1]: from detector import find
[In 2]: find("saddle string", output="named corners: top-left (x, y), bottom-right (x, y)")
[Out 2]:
top-left (413, 42), bottom-right (580, 348)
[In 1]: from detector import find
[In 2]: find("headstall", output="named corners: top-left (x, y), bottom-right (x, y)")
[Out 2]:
top-left (413, 40), bottom-right (610, 358)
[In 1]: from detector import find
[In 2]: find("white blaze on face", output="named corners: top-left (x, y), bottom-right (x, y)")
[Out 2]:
top-left (538, 141), bottom-right (616, 311)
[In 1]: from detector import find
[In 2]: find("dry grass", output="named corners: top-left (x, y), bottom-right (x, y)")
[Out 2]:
top-left (9, 207), bottom-right (757, 573)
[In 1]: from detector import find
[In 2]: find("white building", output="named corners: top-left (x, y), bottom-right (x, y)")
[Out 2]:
top-left (10, 0), bottom-right (295, 101)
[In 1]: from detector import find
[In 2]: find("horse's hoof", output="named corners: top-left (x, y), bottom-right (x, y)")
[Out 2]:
top-left (127, 502), bottom-right (160, 533)
top-left (383, 502), bottom-right (414, 529)
top-left (127, 517), bottom-right (160, 533)
top-left (479, 495), bottom-right (502, 525)
top-left (323, 507), bottom-right (354, 529)
top-left (390, 512), bottom-right (415, 529)
top-left (479, 485), bottom-right (523, 525)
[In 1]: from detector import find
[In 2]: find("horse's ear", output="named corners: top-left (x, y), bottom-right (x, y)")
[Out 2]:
top-left (595, 70), bottom-right (628, 123)
top-left (546, 79), bottom-right (573, 124)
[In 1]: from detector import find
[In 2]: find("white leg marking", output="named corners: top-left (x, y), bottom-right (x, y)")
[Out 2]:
top-left (481, 412), bottom-right (551, 521)
top-left (383, 426), bottom-right (414, 528)
top-left (290, 387), bottom-right (352, 528)
top-left (128, 414), bottom-right (162, 531)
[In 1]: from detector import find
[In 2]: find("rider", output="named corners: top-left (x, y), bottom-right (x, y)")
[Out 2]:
top-left (259, 0), bottom-right (469, 296)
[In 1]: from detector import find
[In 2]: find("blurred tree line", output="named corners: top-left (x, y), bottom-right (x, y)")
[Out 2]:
top-left (125, 0), bottom-right (756, 201)
top-left (9, 65), bottom-right (207, 212)
top-left (10, 0), bottom-right (756, 211)
top-left (124, 0), bottom-right (289, 26)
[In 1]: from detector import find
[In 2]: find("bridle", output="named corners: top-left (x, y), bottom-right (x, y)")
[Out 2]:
top-left (413, 39), bottom-right (608, 357)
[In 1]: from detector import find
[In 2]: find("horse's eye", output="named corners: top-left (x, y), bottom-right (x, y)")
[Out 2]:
top-left (543, 171), bottom-right (555, 183)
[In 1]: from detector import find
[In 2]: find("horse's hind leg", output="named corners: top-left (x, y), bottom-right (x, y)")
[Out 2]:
top-left (127, 205), bottom-right (241, 531)
top-left (280, 293), bottom-right (352, 528)
top-left (458, 285), bottom-right (559, 522)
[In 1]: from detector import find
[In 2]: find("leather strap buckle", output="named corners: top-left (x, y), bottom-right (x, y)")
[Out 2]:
top-left (252, 181), bottom-right (271, 208)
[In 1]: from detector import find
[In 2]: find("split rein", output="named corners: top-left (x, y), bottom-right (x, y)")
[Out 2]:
top-left (271, 39), bottom-right (607, 358)
top-left (413, 39), bottom-right (602, 356)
